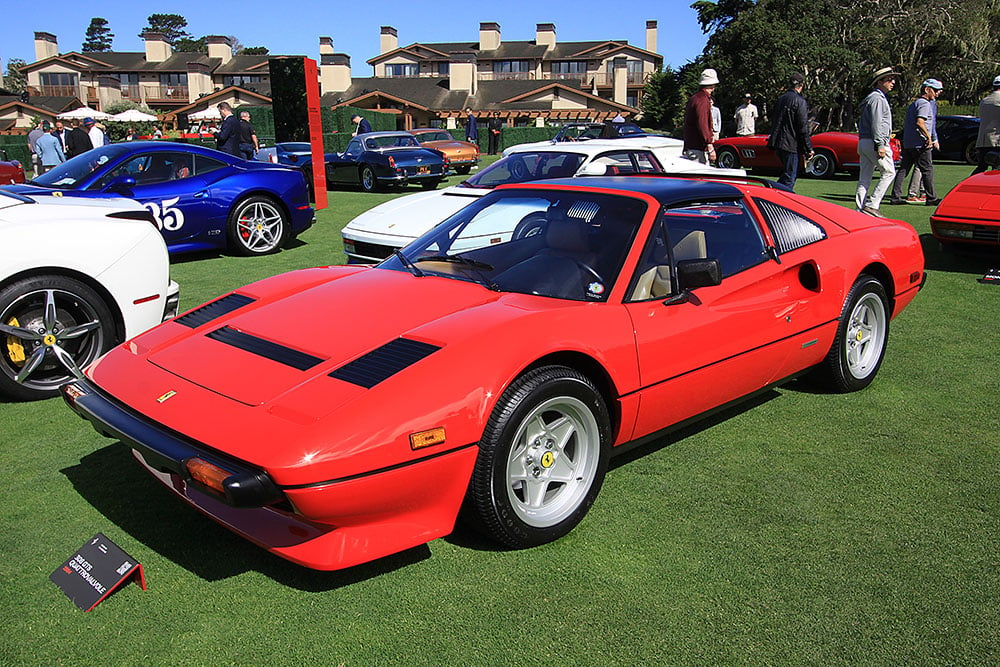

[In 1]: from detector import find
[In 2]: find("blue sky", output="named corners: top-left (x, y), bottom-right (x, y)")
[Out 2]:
top-left (1, 1), bottom-right (708, 75)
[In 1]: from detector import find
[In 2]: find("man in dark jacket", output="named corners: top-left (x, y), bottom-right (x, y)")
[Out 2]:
top-left (215, 102), bottom-right (242, 157)
top-left (767, 72), bottom-right (813, 189)
top-left (351, 114), bottom-right (372, 137)
top-left (65, 119), bottom-right (93, 159)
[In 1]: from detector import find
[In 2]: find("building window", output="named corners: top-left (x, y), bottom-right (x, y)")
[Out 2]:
top-left (40, 72), bottom-right (78, 87)
top-left (492, 60), bottom-right (533, 80)
top-left (437, 62), bottom-right (449, 76)
top-left (223, 74), bottom-right (262, 88)
top-left (551, 61), bottom-right (587, 75)
top-left (385, 63), bottom-right (418, 78)
top-left (159, 73), bottom-right (188, 86)
top-left (606, 60), bottom-right (645, 85)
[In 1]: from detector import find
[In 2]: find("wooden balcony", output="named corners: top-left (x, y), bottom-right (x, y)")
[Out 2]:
top-left (38, 85), bottom-right (79, 97)
top-left (144, 86), bottom-right (189, 103)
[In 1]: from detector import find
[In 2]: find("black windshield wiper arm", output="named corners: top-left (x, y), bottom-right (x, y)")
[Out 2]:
top-left (394, 250), bottom-right (425, 277)
top-left (415, 255), bottom-right (494, 271)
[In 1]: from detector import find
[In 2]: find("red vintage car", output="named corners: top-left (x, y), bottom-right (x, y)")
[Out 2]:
top-left (0, 148), bottom-right (26, 185)
top-left (716, 132), bottom-right (902, 178)
top-left (930, 161), bottom-right (1000, 249)
top-left (63, 175), bottom-right (925, 571)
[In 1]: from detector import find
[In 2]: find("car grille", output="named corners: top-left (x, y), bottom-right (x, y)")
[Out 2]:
top-left (348, 240), bottom-right (397, 261)
top-left (972, 225), bottom-right (1000, 243)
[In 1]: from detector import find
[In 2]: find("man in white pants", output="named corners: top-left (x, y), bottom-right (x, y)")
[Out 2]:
top-left (855, 67), bottom-right (898, 216)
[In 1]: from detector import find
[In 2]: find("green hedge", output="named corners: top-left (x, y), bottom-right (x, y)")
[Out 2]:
top-left (0, 136), bottom-right (31, 166)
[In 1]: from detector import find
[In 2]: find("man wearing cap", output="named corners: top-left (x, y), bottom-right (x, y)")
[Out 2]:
top-left (891, 78), bottom-right (943, 206)
top-left (767, 72), bottom-right (813, 189)
top-left (973, 75), bottom-right (1000, 175)
top-left (734, 93), bottom-right (758, 136)
top-left (683, 68), bottom-right (719, 164)
top-left (856, 67), bottom-right (897, 216)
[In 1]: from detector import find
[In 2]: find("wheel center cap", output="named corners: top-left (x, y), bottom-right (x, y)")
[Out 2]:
top-left (43, 333), bottom-right (57, 346)
top-left (855, 330), bottom-right (864, 342)
top-left (540, 451), bottom-right (555, 468)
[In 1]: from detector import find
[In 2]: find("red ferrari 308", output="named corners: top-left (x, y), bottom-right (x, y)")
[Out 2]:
top-left (715, 132), bottom-right (902, 178)
top-left (930, 158), bottom-right (1000, 249)
top-left (64, 175), bottom-right (926, 571)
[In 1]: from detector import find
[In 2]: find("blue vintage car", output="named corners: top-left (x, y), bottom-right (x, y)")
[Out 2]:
top-left (4, 141), bottom-right (314, 256)
top-left (314, 131), bottom-right (448, 192)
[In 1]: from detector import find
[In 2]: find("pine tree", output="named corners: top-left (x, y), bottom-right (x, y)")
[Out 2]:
top-left (82, 17), bottom-right (114, 52)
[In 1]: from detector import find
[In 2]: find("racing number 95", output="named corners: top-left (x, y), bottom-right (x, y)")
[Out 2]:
top-left (144, 197), bottom-right (185, 231)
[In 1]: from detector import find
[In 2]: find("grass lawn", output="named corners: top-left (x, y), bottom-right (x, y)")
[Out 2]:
top-left (2, 159), bottom-right (998, 665)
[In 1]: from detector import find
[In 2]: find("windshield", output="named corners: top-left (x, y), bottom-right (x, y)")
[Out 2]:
top-left (463, 151), bottom-right (586, 189)
top-left (415, 131), bottom-right (452, 142)
top-left (364, 134), bottom-right (420, 150)
top-left (31, 144), bottom-right (134, 189)
top-left (379, 189), bottom-right (645, 302)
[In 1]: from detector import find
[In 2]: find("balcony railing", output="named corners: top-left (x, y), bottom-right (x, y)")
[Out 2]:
top-left (588, 72), bottom-right (651, 87)
top-left (144, 86), bottom-right (189, 102)
top-left (478, 71), bottom-right (536, 81)
top-left (120, 85), bottom-right (142, 99)
top-left (38, 85), bottom-right (79, 97)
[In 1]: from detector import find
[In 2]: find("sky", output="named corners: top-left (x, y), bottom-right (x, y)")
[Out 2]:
top-left (0, 1), bottom-right (708, 75)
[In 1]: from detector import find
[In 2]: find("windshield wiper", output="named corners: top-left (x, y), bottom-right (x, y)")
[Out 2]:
top-left (414, 255), bottom-right (499, 291)
top-left (394, 250), bottom-right (425, 277)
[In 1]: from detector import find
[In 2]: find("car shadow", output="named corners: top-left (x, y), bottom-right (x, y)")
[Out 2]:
top-left (60, 442), bottom-right (430, 589)
top-left (920, 233), bottom-right (1000, 275)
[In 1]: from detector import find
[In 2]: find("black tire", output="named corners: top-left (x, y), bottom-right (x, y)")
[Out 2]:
top-left (421, 178), bottom-right (442, 190)
top-left (815, 276), bottom-right (889, 393)
top-left (512, 212), bottom-right (547, 240)
top-left (456, 165), bottom-right (472, 175)
top-left (716, 147), bottom-right (740, 169)
top-left (466, 366), bottom-right (610, 549)
top-left (360, 166), bottom-right (378, 192)
top-left (808, 149), bottom-right (836, 178)
top-left (964, 140), bottom-right (977, 165)
top-left (227, 195), bottom-right (289, 256)
top-left (0, 275), bottom-right (117, 401)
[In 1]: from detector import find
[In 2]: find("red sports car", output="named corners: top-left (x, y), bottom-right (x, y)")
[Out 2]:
top-left (930, 161), bottom-right (1000, 249)
top-left (716, 132), bottom-right (902, 178)
top-left (0, 149), bottom-right (26, 185)
top-left (63, 175), bottom-right (925, 571)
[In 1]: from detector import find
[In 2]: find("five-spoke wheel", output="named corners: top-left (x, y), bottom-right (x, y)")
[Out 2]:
top-left (228, 196), bottom-right (288, 256)
top-left (816, 275), bottom-right (889, 392)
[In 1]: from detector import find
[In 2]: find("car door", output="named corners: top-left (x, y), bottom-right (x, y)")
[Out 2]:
top-left (328, 138), bottom-right (364, 185)
top-left (622, 197), bottom-right (832, 441)
top-left (94, 150), bottom-right (221, 247)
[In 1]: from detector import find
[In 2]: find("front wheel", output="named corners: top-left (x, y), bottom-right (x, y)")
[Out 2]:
top-left (807, 149), bottom-right (836, 178)
top-left (465, 366), bottom-right (610, 549)
top-left (716, 147), bottom-right (740, 169)
top-left (0, 276), bottom-right (117, 400)
top-left (815, 276), bottom-right (889, 392)
top-left (227, 196), bottom-right (288, 256)
top-left (964, 140), bottom-right (978, 165)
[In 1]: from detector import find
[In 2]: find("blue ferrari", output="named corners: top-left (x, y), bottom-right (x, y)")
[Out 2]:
top-left (5, 142), bottom-right (314, 256)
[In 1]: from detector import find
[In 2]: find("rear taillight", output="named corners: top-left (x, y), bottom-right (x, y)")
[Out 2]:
top-left (388, 156), bottom-right (396, 169)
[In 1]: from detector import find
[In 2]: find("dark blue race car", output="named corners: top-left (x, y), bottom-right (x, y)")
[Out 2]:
top-left (5, 141), bottom-right (314, 256)
top-left (311, 131), bottom-right (448, 192)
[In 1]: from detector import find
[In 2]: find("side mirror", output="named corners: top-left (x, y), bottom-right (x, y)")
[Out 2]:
top-left (676, 258), bottom-right (722, 290)
top-left (101, 175), bottom-right (136, 194)
top-left (578, 162), bottom-right (609, 176)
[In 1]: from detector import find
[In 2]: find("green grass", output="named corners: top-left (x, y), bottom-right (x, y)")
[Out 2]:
top-left (2, 160), bottom-right (999, 665)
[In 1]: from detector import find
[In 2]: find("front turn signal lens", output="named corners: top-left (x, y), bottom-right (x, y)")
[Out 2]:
top-left (410, 427), bottom-right (446, 450)
top-left (186, 458), bottom-right (232, 494)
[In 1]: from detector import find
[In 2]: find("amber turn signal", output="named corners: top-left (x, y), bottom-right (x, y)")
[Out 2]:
top-left (410, 427), bottom-right (446, 450)
top-left (185, 458), bottom-right (232, 494)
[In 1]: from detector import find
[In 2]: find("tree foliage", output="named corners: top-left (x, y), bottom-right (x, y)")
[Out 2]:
top-left (3, 58), bottom-right (28, 93)
top-left (82, 17), bottom-right (114, 52)
top-left (240, 46), bottom-right (270, 55)
top-left (641, 67), bottom-right (685, 130)
top-left (138, 13), bottom-right (191, 44)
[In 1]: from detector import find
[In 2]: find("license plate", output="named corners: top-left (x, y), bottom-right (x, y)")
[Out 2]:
top-left (417, 166), bottom-right (430, 174)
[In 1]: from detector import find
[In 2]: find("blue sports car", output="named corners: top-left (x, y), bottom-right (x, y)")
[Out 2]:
top-left (312, 131), bottom-right (448, 192)
top-left (5, 141), bottom-right (314, 256)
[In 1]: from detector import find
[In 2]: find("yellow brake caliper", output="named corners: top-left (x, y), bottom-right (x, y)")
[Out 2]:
top-left (6, 317), bottom-right (25, 365)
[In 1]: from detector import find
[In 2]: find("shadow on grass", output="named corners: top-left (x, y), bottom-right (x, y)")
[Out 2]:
top-left (61, 442), bottom-right (430, 589)
top-left (920, 233), bottom-right (1000, 275)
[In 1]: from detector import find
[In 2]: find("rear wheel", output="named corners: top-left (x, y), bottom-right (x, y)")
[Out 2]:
top-left (227, 195), bottom-right (288, 255)
top-left (964, 140), bottom-right (977, 165)
top-left (360, 166), bottom-right (378, 192)
top-left (808, 149), bottom-right (836, 178)
top-left (421, 178), bottom-right (442, 190)
top-left (716, 147), bottom-right (740, 169)
top-left (0, 275), bottom-right (117, 400)
top-left (466, 366), bottom-right (610, 549)
top-left (815, 276), bottom-right (889, 392)
top-left (456, 165), bottom-right (472, 175)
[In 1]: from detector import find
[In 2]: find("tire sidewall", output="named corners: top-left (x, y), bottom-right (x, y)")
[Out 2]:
top-left (717, 147), bottom-right (739, 169)
top-left (830, 277), bottom-right (889, 392)
top-left (360, 166), bottom-right (377, 192)
top-left (811, 150), bottom-right (834, 178)
top-left (476, 366), bottom-right (610, 548)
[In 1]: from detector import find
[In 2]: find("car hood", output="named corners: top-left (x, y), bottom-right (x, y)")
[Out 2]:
top-left (343, 185), bottom-right (485, 237)
top-left (934, 170), bottom-right (1000, 220)
top-left (145, 267), bottom-right (498, 408)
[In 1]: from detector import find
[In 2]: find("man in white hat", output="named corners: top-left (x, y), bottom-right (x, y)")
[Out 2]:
top-left (973, 75), bottom-right (1000, 174)
top-left (734, 93), bottom-right (758, 136)
top-left (683, 68), bottom-right (719, 164)
top-left (890, 78), bottom-right (943, 206)
top-left (856, 66), bottom-right (898, 216)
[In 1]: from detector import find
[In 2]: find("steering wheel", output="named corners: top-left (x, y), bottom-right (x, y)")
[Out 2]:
top-left (575, 260), bottom-right (605, 288)
top-left (508, 157), bottom-right (530, 181)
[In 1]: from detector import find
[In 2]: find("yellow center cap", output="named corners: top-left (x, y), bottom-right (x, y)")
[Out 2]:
top-left (43, 334), bottom-right (57, 346)
top-left (856, 330), bottom-right (864, 341)
top-left (540, 451), bottom-right (555, 468)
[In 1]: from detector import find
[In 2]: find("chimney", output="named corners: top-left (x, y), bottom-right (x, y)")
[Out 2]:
top-left (319, 36), bottom-right (334, 55)
top-left (34, 32), bottom-right (58, 61)
top-left (320, 53), bottom-right (352, 94)
top-left (479, 22), bottom-right (500, 51)
top-left (536, 23), bottom-right (556, 51)
top-left (143, 31), bottom-right (172, 63)
top-left (186, 62), bottom-right (213, 101)
top-left (207, 35), bottom-right (233, 64)
top-left (449, 51), bottom-right (477, 96)
top-left (613, 56), bottom-right (628, 105)
top-left (645, 20), bottom-right (658, 54)
top-left (380, 26), bottom-right (398, 54)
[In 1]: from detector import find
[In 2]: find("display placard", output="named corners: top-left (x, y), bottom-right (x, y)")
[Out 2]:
top-left (50, 533), bottom-right (146, 612)
top-left (978, 268), bottom-right (1000, 285)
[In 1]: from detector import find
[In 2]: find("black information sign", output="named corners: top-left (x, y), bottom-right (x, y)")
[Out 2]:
top-left (269, 57), bottom-right (309, 144)
top-left (979, 268), bottom-right (1000, 285)
top-left (50, 533), bottom-right (146, 612)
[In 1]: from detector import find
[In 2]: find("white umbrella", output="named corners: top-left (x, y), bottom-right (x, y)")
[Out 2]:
top-left (110, 109), bottom-right (157, 122)
top-left (187, 107), bottom-right (221, 121)
top-left (57, 106), bottom-right (112, 120)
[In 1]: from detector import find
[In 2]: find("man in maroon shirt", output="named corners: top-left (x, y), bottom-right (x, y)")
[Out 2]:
top-left (683, 68), bottom-right (719, 164)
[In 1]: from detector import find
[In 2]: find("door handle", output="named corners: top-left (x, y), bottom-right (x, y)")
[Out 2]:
top-left (194, 190), bottom-right (209, 199)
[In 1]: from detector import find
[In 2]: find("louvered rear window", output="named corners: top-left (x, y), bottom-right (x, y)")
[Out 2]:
top-left (754, 198), bottom-right (826, 254)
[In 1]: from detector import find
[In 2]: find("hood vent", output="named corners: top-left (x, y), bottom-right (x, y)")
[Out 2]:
top-left (176, 293), bottom-right (255, 328)
top-left (329, 338), bottom-right (441, 388)
top-left (207, 326), bottom-right (325, 371)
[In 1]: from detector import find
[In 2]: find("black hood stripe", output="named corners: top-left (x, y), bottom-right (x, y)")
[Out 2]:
top-left (207, 326), bottom-right (325, 371)
top-left (176, 293), bottom-right (255, 328)
top-left (330, 338), bottom-right (441, 388)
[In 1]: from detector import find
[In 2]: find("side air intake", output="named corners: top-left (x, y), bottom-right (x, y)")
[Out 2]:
top-left (175, 293), bottom-right (256, 328)
top-left (206, 327), bottom-right (324, 371)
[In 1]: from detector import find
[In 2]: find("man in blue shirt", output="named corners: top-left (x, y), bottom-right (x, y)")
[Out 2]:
top-left (890, 78), bottom-right (943, 206)
top-left (856, 67), bottom-right (897, 216)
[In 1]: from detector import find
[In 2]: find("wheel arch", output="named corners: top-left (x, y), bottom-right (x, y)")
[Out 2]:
top-left (0, 266), bottom-right (126, 342)
top-left (857, 262), bottom-right (895, 313)
top-left (229, 189), bottom-right (291, 222)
